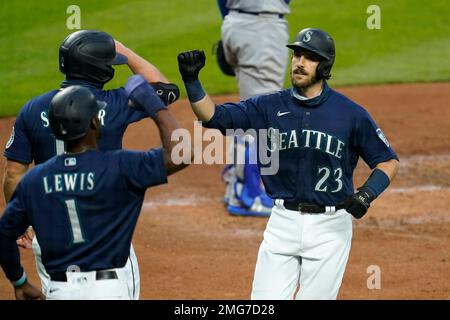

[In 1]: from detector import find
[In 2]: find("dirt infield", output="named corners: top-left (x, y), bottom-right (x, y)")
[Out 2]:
top-left (0, 82), bottom-right (449, 299)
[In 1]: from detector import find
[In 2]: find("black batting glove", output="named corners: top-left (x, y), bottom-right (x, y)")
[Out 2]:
top-left (343, 187), bottom-right (375, 219)
top-left (151, 82), bottom-right (180, 106)
top-left (177, 50), bottom-right (206, 82)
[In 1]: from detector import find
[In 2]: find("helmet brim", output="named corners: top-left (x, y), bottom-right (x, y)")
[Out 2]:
top-left (286, 42), bottom-right (331, 61)
top-left (110, 53), bottom-right (128, 65)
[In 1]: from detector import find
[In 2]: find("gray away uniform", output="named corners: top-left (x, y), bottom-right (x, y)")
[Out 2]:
top-left (222, 0), bottom-right (291, 99)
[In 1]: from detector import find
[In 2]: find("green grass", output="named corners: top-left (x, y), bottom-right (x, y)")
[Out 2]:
top-left (0, 0), bottom-right (449, 116)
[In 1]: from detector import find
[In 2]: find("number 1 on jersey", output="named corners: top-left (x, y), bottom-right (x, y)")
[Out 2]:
top-left (64, 199), bottom-right (85, 244)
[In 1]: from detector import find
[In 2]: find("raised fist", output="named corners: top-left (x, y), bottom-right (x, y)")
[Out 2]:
top-left (178, 50), bottom-right (206, 82)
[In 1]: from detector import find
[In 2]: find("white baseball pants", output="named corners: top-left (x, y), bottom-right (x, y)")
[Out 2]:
top-left (32, 237), bottom-right (140, 300)
top-left (45, 266), bottom-right (131, 300)
top-left (251, 200), bottom-right (353, 300)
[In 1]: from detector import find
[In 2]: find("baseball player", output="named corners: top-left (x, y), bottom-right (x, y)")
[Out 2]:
top-left (0, 81), bottom-right (187, 300)
top-left (177, 27), bottom-right (400, 299)
top-left (2, 30), bottom-right (179, 299)
top-left (216, 0), bottom-right (291, 217)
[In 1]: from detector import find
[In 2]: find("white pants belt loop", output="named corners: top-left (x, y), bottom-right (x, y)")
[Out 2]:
top-left (325, 206), bottom-right (336, 214)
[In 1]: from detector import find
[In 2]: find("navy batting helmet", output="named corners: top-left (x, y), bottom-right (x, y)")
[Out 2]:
top-left (287, 28), bottom-right (335, 80)
top-left (59, 30), bottom-right (128, 84)
top-left (49, 86), bottom-right (106, 141)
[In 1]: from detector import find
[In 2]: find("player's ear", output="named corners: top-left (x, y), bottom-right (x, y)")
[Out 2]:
top-left (90, 117), bottom-right (100, 130)
top-left (91, 116), bottom-right (102, 139)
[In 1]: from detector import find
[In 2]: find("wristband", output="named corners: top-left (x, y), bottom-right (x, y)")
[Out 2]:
top-left (184, 80), bottom-right (206, 103)
top-left (12, 272), bottom-right (27, 288)
top-left (125, 75), bottom-right (166, 118)
top-left (360, 168), bottom-right (390, 198)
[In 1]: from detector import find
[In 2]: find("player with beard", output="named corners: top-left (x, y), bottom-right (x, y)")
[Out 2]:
top-left (177, 27), bottom-right (399, 299)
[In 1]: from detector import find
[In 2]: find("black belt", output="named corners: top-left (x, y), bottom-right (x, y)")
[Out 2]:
top-left (283, 201), bottom-right (346, 213)
top-left (49, 270), bottom-right (118, 282)
top-left (231, 9), bottom-right (284, 19)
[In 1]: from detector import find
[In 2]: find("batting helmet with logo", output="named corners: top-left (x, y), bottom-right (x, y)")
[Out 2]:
top-left (287, 28), bottom-right (335, 79)
top-left (59, 30), bottom-right (128, 84)
top-left (49, 86), bottom-right (106, 141)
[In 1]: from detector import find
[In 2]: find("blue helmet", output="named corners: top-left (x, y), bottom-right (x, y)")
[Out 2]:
top-left (49, 86), bottom-right (105, 141)
top-left (59, 30), bottom-right (128, 84)
top-left (287, 28), bottom-right (335, 79)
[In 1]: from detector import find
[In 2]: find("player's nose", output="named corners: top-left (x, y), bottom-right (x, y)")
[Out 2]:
top-left (292, 54), bottom-right (304, 68)
top-left (298, 54), bottom-right (307, 67)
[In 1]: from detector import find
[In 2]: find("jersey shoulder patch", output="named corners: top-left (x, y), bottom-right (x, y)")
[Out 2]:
top-left (5, 126), bottom-right (15, 149)
top-left (376, 128), bottom-right (390, 147)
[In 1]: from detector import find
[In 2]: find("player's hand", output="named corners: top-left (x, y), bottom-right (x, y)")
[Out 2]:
top-left (342, 187), bottom-right (375, 219)
top-left (14, 282), bottom-right (45, 300)
top-left (128, 82), bottom-right (180, 108)
top-left (177, 50), bottom-right (206, 82)
top-left (114, 39), bottom-right (130, 58)
top-left (16, 228), bottom-right (35, 249)
top-left (151, 82), bottom-right (180, 106)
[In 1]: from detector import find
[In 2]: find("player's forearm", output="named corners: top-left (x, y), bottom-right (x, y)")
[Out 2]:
top-left (3, 175), bottom-right (14, 203)
top-left (359, 158), bottom-right (400, 199)
top-left (191, 93), bottom-right (216, 122)
top-left (178, 50), bottom-right (214, 121)
top-left (375, 158), bottom-right (399, 182)
top-left (122, 47), bottom-right (169, 83)
top-left (153, 109), bottom-right (191, 174)
top-left (183, 80), bottom-right (216, 122)
top-left (3, 161), bottom-right (28, 203)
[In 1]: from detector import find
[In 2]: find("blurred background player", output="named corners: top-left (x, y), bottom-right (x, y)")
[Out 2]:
top-left (216, 0), bottom-right (291, 216)
top-left (2, 30), bottom-right (179, 299)
top-left (0, 81), bottom-right (188, 300)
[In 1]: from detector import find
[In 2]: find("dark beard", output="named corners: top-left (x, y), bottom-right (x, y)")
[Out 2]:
top-left (291, 72), bottom-right (320, 92)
